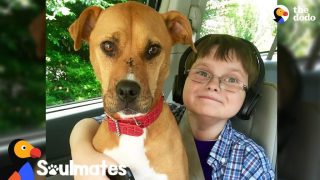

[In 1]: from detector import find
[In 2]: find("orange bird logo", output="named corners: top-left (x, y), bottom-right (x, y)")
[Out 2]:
top-left (5, 139), bottom-right (42, 180)
top-left (274, 7), bottom-right (289, 24)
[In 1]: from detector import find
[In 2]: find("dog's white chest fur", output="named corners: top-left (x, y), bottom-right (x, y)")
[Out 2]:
top-left (103, 130), bottom-right (167, 180)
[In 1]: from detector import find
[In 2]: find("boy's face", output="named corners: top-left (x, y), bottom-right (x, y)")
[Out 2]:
top-left (183, 47), bottom-right (248, 121)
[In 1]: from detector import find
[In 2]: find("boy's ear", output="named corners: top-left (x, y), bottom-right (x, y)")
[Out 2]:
top-left (68, 6), bottom-right (103, 51)
top-left (162, 11), bottom-right (197, 53)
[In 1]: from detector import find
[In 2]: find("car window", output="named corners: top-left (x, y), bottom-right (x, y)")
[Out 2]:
top-left (200, 0), bottom-right (277, 53)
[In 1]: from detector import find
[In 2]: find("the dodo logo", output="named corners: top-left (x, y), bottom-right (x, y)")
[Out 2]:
top-left (273, 5), bottom-right (289, 24)
top-left (5, 139), bottom-right (42, 180)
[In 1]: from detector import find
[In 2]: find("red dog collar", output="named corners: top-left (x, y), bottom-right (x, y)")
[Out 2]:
top-left (106, 96), bottom-right (164, 136)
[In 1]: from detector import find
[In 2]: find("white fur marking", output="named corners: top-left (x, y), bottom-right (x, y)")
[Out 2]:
top-left (118, 111), bottom-right (145, 118)
top-left (126, 73), bottom-right (135, 81)
top-left (103, 130), bottom-right (167, 180)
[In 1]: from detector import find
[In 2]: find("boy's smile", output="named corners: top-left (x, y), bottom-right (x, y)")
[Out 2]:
top-left (198, 95), bottom-right (223, 104)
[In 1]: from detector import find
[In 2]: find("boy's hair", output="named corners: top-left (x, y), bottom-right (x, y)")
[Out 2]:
top-left (186, 34), bottom-right (259, 88)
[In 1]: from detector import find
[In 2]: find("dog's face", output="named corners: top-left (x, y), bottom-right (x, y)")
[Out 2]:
top-left (69, 2), bottom-right (195, 115)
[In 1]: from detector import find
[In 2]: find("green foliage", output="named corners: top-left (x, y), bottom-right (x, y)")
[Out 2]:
top-left (0, 0), bottom-right (45, 134)
top-left (46, 0), bottom-right (127, 106)
top-left (278, 0), bottom-right (320, 58)
top-left (200, 1), bottom-right (257, 42)
top-left (0, 59), bottom-right (45, 132)
top-left (200, 0), bottom-right (276, 52)
top-left (46, 50), bottom-right (100, 105)
top-left (233, 4), bottom-right (256, 41)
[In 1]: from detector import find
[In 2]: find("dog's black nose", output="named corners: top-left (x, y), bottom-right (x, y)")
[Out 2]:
top-left (116, 80), bottom-right (140, 103)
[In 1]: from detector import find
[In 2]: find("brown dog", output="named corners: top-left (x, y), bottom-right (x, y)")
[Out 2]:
top-left (69, 1), bottom-right (195, 179)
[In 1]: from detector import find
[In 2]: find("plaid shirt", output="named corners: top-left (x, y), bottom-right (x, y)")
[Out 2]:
top-left (169, 103), bottom-right (275, 180)
top-left (94, 103), bottom-right (275, 179)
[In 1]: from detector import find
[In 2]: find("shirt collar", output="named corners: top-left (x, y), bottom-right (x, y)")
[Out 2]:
top-left (208, 120), bottom-right (233, 166)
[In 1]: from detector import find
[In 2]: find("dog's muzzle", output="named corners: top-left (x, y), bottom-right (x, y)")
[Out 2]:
top-left (116, 80), bottom-right (141, 103)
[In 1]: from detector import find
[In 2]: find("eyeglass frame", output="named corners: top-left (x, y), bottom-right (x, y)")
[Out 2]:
top-left (186, 68), bottom-right (248, 92)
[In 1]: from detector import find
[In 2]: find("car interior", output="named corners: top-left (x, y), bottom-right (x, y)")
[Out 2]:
top-left (1, 0), bottom-right (319, 180)
top-left (44, 1), bottom-right (278, 179)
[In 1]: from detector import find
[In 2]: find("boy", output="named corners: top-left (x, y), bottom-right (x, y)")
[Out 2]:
top-left (70, 34), bottom-right (275, 179)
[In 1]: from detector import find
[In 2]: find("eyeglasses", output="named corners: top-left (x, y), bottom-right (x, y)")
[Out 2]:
top-left (187, 68), bottom-right (248, 92)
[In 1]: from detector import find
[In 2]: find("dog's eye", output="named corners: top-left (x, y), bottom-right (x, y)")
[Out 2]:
top-left (145, 44), bottom-right (161, 60)
top-left (101, 41), bottom-right (116, 57)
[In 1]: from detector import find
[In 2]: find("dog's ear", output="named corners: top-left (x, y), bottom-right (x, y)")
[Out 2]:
top-left (68, 6), bottom-right (103, 51)
top-left (162, 11), bottom-right (197, 52)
